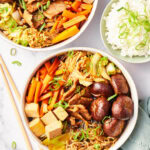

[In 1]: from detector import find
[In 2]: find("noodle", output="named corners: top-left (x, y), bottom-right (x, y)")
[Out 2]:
top-left (66, 122), bottom-right (117, 150)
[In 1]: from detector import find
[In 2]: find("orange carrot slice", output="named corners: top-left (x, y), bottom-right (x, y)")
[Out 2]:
top-left (63, 15), bottom-right (86, 28)
top-left (52, 25), bottom-right (79, 44)
top-left (62, 10), bottom-right (76, 19)
top-left (40, 74), bottom-right (54, 95)
top-left (48, 90), bottom-right (59, 111)
top-left (26, 78), bottom-right (37, 103)
top-left (72, 0), bottom-right (81, 12)
top-left (44, 61), bottom-right (51, 72)
top-left (39, 92), bottom-right (53, 101)
top-left (34, 81), bottom-right (42, 103)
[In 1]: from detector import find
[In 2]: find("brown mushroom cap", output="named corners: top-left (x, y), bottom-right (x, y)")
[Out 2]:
top-left (112, 95), bottom-right (134, 120)
top-left (103, 118), bottom-right (125, 137)
top-left (90, 97), bottom-right (111, 121)
top-left (90, 82), bottom-right (114, 98)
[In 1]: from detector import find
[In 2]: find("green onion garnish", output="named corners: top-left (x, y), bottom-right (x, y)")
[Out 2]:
top-left (67, 51), bottom-right (74, 58)
top-left (10, 48), bottom-right (16, 56)
top-left (11, 141), bottom-right (16, 149)
top-left (39, 22), bottom-right (46, 32)
top-left (94, 144), bottom-right (100, 149)
top-left (54, 100), bottom-right (69, 109)
top-left (12, 61), bottom-right (22, 66)
top-left (107, 94), bottom-right (118, 101)
top-left (102, 116), bottom-right (111, 124)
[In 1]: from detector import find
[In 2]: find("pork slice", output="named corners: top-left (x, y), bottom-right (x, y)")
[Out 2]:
top-left (23, 10), bottom-right (34, 27)
top-left (44, 0), bottom-right (67, 19)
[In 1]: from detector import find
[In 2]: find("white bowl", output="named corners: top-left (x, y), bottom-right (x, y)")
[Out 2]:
top-left (21, 47), bottom-right (138, 150)
top-left (0, 1), bottom-right (98, 52)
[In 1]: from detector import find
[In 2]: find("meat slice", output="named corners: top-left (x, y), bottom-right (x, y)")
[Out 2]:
top-left (23, 10), bottom-right (34, 27)
top-left (111, 74), bottom-right (129, 95)
top-left (44, 0), bottom-right (67, 19)
top-left (27, 0), bottom-right (47, 13)
top-left (67, 105), bottom-right (91, 121)
top-left (63, 79), bottom-right (78, 101)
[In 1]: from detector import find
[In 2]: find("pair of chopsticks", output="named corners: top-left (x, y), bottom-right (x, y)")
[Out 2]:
top-left (0, 55), bottom-right (34, 150)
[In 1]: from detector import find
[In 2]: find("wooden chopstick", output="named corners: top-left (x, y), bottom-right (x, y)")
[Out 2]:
top-left (0, 64), bottom-right (33, 150)
top-left (0, 55), bottom-right (21, 101)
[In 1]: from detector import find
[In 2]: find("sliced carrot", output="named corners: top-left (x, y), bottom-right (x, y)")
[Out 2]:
top-left (39, 66), bottom-right (47, 80)
top-left (26, 78), bottom-right (38, 103)
top-left (48, 57), bottom-right (60, 75)
top-left (77, 9), bottom-right (91, 16)
top-left (63, 15), bottom-right (86, 29)
top-left (52, 25), bottom-right (80, 44)
top-left (39, 92), bottom-right (53, 101)
top-left (72, 0), bottom-right (81, 12)
top-left (50, 16), bottom-right (61, 34)
top-left (81, 3), bottom-right (92, 10)
top-left (44, 61), bottom-right (51, 72)
top-left (48, 90), bottom-right (59, 111)
top-left (58, 88), bottom-right (64, 101)
top-left (62, 10), bottom-right (76, 19)
top-left (40, 74), bottom-right (54, 95)
top-left (36, 71), bottom-right (40, 81)
top-left (57, 17), bottom-right (68, 29)
top-left (43, 99), bottom-right (49, 104)
top-left (34, 81), bottom-right (42, 103)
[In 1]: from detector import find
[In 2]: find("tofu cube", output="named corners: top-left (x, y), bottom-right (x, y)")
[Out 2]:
top-left (25, 103), bottom-right (39, 118)
top-left (53, 106), bottom-right (68, 121)
top-left (29, 118), bottom-right (45, 137)
top-left (45, 121), bottom-right (62, 139)
top-left (41, 111), bottom-right (58, 125)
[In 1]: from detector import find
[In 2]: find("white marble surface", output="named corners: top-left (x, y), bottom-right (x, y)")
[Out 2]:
top-left (0, 0), bottom-right (150, 150)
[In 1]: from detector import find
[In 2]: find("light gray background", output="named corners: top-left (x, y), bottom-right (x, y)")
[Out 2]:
top-left (0, 0), bottom-right (149, 149)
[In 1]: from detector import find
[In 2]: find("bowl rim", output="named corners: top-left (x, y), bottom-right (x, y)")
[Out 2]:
top-left (100, 0), bottom-right (150, 64)
top-left (21, 47), bottom-right (138, 150)
top-left (0, 0), bottom-right (98, 52)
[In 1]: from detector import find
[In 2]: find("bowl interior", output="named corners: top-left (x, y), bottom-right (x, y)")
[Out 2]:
top-left (100, 0), bottom-right (150, 63)
top-left (21, 47), bottom-right (138, 150)
top-left (0, 0), bottom-right (98, 52)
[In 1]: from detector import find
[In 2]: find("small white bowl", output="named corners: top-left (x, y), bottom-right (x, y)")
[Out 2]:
top-left (21, 47), bottom-right (138, 150)
top-left (0, 1), bottom-right (98, 52)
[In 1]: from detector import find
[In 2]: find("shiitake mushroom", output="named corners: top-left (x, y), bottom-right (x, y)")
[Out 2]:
top-left (103, 117), bottom-right (125, 137)
top-left (112, 95), bottom-right (134, 120)
top-left (90, 97), bottom-right (111, 121)
top-left (111, 74), bottom-right (129, 95)
top-left (90, 82), bottom-right (114, 98)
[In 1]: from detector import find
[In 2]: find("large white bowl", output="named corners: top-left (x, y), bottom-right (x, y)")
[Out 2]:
top-left (21, 47), bottom-right (138, 150)
top-left (0, 1), bottom-right (98, 52)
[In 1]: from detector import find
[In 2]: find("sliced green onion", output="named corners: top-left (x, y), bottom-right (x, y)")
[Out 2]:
top-left (10, 48), bottom-right (16, 56)
top-left (102, 116), bottom-right (111, 124)
top-left (73, 132), bottom-right (80, 140)
top-left (75, 86), bottom-right (81, 94)
top-left (47, 1), bottom-right (50, 8)
top-left (135, 42), bottom-right (146, 50)
top-left (94, 144), bottom-right (100, 149)
top-left (53, 100), bottom-right (69, 109)
top-left (12, 60), bottom-right (22, 66)
top-left (48, 97), bottom-right (52, 104)
top-left (19, 0), bottom-right (26, 10)
top-left (65, 79), bottom-right (73, 87)
top-left (11, 141), bottom-right (16, 149)
top-left (67, 51), bottom-right (74, 58)
top-left (107, 94), bottom-right (118, 101)
top-left (39, 22), bottom-right (46, 32)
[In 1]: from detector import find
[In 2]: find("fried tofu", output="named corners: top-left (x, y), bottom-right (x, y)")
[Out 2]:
top-left (25, 103), bottom-right (39, 118)
top-left (45, 121), bottom-right (62, 139)
top-left (53, 106), bottom-right (68, 121)
top-left (29, 118), bottom-right (45, 137)
top-left (41, 111), bottom-right (58, 125)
